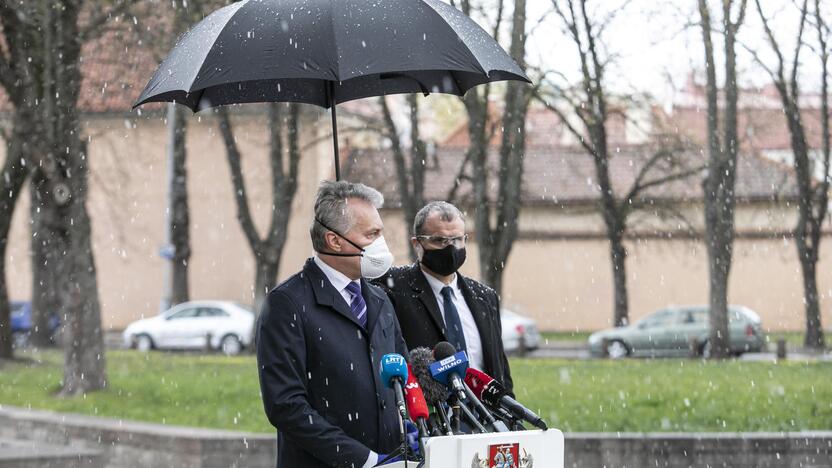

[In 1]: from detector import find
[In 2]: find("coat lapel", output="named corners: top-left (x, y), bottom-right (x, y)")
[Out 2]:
top-left (457, 273), bottom-right (495, 364)
top-left (361, 278), bottom-right (385, 334)
top-left (303, 259), bottom-right (364, 330)
top-left (409, 264), bottom-right (448, 338)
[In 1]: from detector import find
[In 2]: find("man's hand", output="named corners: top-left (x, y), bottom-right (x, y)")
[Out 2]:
top-left (405, 420), bottom-right (420, 456)
top-left (376, 453), bottom-right (402, 465)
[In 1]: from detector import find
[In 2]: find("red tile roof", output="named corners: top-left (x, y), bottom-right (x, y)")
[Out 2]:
top-left (0, 19), bottom-right (163, 114)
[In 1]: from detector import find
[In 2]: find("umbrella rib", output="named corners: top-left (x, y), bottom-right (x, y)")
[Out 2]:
top-left (187, 0), bottom-right (252, 95)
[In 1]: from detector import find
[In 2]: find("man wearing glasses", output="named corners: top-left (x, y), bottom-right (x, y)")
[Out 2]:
top-left (375, 201), bottom-right (513, 393)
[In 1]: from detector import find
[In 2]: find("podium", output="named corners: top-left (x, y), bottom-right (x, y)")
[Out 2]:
top-left (383, 429), bottom-right (564, 467)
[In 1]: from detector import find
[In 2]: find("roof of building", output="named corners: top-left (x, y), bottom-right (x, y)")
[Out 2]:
top-left (342, 144), bottom-right (799, 207)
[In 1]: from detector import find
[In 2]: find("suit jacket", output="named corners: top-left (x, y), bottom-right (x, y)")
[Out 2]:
top-left (374, 263), bottom-right (513, 395)
top-left (256, 258), bottom-right (409, 468)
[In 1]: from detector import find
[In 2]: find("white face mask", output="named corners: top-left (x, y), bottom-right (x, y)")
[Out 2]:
top-left (315, 218), bottom-right (395, 279)
top-left (358, 236), bottom-right (394, 279)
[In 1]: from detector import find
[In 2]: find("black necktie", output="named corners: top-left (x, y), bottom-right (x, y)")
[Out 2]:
top-left (440, 286), bottom-right (467, 353)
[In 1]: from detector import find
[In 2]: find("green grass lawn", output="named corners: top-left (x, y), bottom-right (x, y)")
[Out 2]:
top-left (539, 330), bottom-right (592, 344)
top-left (1, 350), bottom-right (830, 433)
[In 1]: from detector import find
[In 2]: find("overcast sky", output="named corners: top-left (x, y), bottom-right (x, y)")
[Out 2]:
top-left (516, 0), bottom-right (827, 103)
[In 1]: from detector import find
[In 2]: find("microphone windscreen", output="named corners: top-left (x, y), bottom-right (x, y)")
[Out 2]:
top-left (379, 353), bottom-right (408, 389)
top-left (405, 364), bottom-right (430, 420)
top-left (409, 347), bottom-right (448, 403)
top-left (464, 368), bottom-right (495, 400)
top-left (432, 341), bottom-right (456, 360)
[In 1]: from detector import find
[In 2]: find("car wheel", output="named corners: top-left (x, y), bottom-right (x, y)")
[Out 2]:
top-left (135, 334), bottom-right (154, 352)
top-left (12, 332), bottom-right (29, 350)
top-left (220, 334), bottom-right (242, 356)
top-left (605, 339), bottom-right (629, 359)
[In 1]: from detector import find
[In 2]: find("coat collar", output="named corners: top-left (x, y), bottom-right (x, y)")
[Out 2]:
top-left (303, 258), bottom-right (384, 334)
top-left (406, 263), bottom-right (448, 338)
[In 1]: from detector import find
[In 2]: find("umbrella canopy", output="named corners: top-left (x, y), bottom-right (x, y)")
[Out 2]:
top-left (134, 0), bottom-right (530, 178)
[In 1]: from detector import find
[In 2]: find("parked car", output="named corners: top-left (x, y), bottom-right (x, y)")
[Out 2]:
top-left (501, 309), bottom-right (541, 353)
top-left (10, 301), bottom-right (60, 347)
top-left (122, 301), bottom-right (255, 355)
top-left (588, 305), bottom-right (765, 358)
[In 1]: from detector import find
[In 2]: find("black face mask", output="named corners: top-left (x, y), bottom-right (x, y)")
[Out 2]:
top-left (419, 244), bottom-right (467, 276)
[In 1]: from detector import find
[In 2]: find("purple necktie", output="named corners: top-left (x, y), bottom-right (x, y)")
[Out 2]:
top-left (345, 281), bottom-right (367, 328)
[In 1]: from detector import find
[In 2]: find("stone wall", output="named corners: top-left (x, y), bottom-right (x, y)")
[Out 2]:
top-left (1, 406), bottom-right (830, 467)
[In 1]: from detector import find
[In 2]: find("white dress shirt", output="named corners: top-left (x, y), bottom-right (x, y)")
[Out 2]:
top-left (421, 269), bottom-right (485, 371)
top-left (313, 255), bottom-right (358, 307)
top-left (312, 256), bottom-right (377, 468)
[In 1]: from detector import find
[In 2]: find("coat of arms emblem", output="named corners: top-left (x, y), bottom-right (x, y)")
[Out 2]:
top-left (471, 443), bottom-right (533, 468)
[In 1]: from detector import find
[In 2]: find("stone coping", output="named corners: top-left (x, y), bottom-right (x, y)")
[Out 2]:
top-left (0, 405), bottom-right (274, 441)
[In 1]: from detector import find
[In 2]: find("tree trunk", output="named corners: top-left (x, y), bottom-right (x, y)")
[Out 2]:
top-left (43, 2), bottom-right (107, 394)
top-left (609, 229), bottom-right (628, 327)
top-left (0, 115), bottom-right (31, 359)
top-left (698, 0), bottom-right (743, 359)
top-left (798, 241), bottom-right (825, 348)
top-left (253, 254), bottom-right (280, 314)
top-left (218, 104), bottom-right (300, 319)
top-left (30, 172), bottom-right (61, 348)
top-left (473, 0), bottom-right (527, 298)
top-left (169, 104), bottom-right (191, 306)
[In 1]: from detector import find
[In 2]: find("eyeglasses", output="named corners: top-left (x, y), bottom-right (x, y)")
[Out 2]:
top-left (414, 234), bottom-right (469, 248)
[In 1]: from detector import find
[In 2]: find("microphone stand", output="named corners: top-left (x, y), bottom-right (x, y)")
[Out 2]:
top-left (434, 402), bottom-right (453, 435)
top-left (456, 397), bottom-right (488, 433)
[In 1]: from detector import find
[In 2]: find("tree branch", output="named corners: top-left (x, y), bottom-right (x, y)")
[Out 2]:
top-left (79, 0), bottom-right (136, 43)
top-left (532, 88), bottom-right (597, 156)
top-left (216, 107), bottom-right (262, 250)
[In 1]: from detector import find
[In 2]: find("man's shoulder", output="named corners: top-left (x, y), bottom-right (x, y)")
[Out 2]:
top-left (460, 275), bottom-right (498, 301)
top-left (373, 264), bottom-right (419, 293)
top-left (268, 270), bottom-right (310, 302)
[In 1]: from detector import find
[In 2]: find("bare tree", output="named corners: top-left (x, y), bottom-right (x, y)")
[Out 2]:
top-left (752, 0), bottom-right (827, 349)
top-left (379, 95), bottom-right (427, 261)
top-left (536, 0), bottom-right (700, 328)
top-left (217, 104), bottom-right (301, 314)
top-left (0, 0), bottom-right (138, 391)
top-left (452, 0), bottom-right (530, 296)
top-left (698, 0), bottom-right (748, 359)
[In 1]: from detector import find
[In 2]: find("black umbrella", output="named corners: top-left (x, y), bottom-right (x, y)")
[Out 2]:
top-left (134, 0), bottom-right (530, 180)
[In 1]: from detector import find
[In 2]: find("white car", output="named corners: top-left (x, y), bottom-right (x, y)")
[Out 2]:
top-left (501, 309), bottom-right (541, 353)
top-left (122, 301), bottom-right (255, 355)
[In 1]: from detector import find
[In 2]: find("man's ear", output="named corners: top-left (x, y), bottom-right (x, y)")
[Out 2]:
top-left (325, 231), bottom-right (342, 252)
top-left (410, 237), bottom-right (422, 259)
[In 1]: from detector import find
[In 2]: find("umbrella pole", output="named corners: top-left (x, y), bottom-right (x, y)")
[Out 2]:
top-left (329, 81), bottom-right (341, 181)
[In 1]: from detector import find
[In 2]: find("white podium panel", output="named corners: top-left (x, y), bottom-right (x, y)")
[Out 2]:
top-left (383, 429), bottom-right (564, 468)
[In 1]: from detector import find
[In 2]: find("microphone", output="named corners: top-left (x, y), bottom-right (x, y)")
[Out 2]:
top-left (431, 342), bottom-right (507, 432)
top-left (409, 347), bottom-right (453, 435)
top-left (404, 363), bottom-right (430, 437)
top-left (429, 341), bottom-right (470, 402)
top-left (465, 368), bottom-right (548, 430)
top-left (380, 353), bottom-right (409, 421)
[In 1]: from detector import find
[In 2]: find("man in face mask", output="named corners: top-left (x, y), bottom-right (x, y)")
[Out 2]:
top-left (256, 181), bottom-right (409, 468)
top-left (374, 201), bottom-right (513, 394)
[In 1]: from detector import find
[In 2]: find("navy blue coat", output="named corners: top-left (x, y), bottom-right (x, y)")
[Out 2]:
top-left (256, 258), bottom-right (409, 468)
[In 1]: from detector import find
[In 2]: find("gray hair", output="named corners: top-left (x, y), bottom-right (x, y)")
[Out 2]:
top-left (412, 201), bottom-right (465, 236)
top-left (310, 180), bottom-right (384, 251)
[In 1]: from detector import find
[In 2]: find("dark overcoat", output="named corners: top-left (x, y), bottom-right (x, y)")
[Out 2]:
top-left (257, 258), bottom-right (409, 468)
top-left (374, 263), bottom-right (513, 394)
